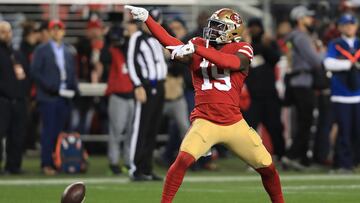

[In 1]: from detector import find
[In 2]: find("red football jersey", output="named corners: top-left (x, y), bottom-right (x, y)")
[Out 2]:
top-left (189, 37), bottom-right (253, 125)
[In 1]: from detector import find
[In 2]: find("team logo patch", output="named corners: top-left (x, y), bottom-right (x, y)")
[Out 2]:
top-left (230, 14), bottom-right (242, 24)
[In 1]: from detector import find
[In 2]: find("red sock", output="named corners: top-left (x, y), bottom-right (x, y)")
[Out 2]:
top-left (161, 151), bottom-right (195, 203)
top-left (256, 163), bottom-right (285, 203)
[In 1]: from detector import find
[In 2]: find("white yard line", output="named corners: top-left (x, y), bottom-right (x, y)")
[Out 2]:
top-left (0, 174), bottom-right (360, 186)
top-left (283, 185), bottom-right (360, 190)
top-left (184, 175), bottom-right (360, 182)
top-left (0, 178), bottom-right (130, 185)
top-left (94, 184), bottom-right (360, 194)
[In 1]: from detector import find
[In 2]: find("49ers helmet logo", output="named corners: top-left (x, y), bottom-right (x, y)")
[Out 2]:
top-left (230, 14), bottom-right (242, 24)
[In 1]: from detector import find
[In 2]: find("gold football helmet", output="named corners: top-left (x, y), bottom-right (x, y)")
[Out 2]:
top-left (203, 8), bottom-right (245, 44)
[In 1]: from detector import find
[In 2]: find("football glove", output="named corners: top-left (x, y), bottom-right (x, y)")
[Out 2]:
top-left (124, 5), bottom-right (149, 22)
top-left (166, 41), bottom-right (195, 60)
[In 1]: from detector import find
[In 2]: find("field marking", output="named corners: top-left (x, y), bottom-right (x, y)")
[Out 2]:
top-left (0, 174), bottom-right (360, 186)
top-left (184, 174), bottom-right (360, 182)
top-left (90, 184), bottom-right (360, 194)
top-left (283, 184), bottom-right (360, 190)
top-left (0, 178), bottom-right (129, 185)
top-left (91, 186), bottom-right (230, 193)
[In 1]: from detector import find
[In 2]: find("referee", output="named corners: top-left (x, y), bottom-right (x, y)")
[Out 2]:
top-left (127, 9), bottom-right (167, 181)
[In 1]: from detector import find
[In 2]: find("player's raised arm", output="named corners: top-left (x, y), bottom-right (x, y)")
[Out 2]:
top-left (166, 7), bottom-right (252, 71)
top-left (125, 5), bottom-right (183, 47)
top-left (167, 41), bottom-right (252, 71)
top-left (195, 44), bottom-right (251, 71)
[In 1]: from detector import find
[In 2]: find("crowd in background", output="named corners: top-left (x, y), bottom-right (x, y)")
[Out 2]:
top-left (0, 2), bottom-right (359, 178)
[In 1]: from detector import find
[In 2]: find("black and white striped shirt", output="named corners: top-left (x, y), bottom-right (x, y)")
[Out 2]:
top-left (127, 31), bottom-right (167, 87)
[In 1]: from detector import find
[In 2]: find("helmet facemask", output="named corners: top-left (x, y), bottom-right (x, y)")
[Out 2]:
top-left (203, 19), bottom-right (229, 44)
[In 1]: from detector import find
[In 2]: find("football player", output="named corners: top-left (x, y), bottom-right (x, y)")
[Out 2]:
top-left (125, 5), bottom-right (285, 203)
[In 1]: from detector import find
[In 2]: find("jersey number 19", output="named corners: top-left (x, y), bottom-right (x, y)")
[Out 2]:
top-left (200, 59), bottom-right (231, 91)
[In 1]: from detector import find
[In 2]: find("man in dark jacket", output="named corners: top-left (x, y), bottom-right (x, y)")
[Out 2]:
top-left (20, 21), bottom-right (40, 151)
top-left (30, 20), bottom-right (78, 175)
top-left (0, 21), bottom-right (29, 174)
top-left (243, 18), bottom-right (285, 161)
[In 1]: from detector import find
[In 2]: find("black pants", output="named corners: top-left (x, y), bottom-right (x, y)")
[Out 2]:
top-left (243, 96), bottom-right (285, 158)
top-left (0, 97), bottom-right (27, 172)
top-left (287, 87), bottom-right (315, 163)
top-left (130, 83), bottom-right (165, 176)
top-left (313, 93), bottom-right (332, 164)
top-left (25, 99), bottom-right (40, 150)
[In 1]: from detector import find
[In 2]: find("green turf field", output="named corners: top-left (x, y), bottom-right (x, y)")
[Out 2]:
top-left (0, 156), bottom-right (360, 203)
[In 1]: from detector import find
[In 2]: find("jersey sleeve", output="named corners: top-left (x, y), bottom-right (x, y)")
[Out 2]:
top-left (194, 42), bottom-right (241, 71)
top-left (190, 37), bottom-right (206, 46)
top-left (145, 16), bottom-right (183, 47)
top-left (236, 42), bottom-right (254, 62)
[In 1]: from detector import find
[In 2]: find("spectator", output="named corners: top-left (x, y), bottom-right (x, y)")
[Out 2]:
top-left (77, 19), bottom-right (110, 83)
top-left (20, 21), bottom-right (39, 67)
top-left (244, 18), bottom-right (285, 161)
top-left (0, 21), bottom-right (29, 174)
top-left (74, 19), bottom-right (111, 135)
top-left (323, 13), bottom-right (360, 173)
top-left (281, 6), bottom-right (323, 170)
top-left (276, 21), bottom-right (292, 54)
top-left (105, 25), bottom-right (134, 175)
top-left (160, 18), bottom-right (190, 166)
top-left (312, 38), bottom-right (333, 167)
top-left (168, 18), bottom-right (187, 40)
top-left (127, 9), bottom-right (167, 181)
top-left (38, 20), bottom-right (50, 44)
top-left (322, 22), bottom-right (341, 46)
top-left (30, 20), bottom-right (78, 175)
top-left (20, 21), bottom-right (40, 151)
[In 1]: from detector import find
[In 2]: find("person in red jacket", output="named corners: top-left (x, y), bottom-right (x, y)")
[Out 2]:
top-left (105, 27), bottom-right (134, 175)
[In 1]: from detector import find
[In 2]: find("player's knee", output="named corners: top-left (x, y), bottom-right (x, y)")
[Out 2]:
top-left (179, 138), bottom-right (203, 161)
top-left (253, 153), bottom-right (273, 169)
top-left (173, 151), bottom-right (196, 169)
top-left (255, 163), bottom-right (277, 178)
